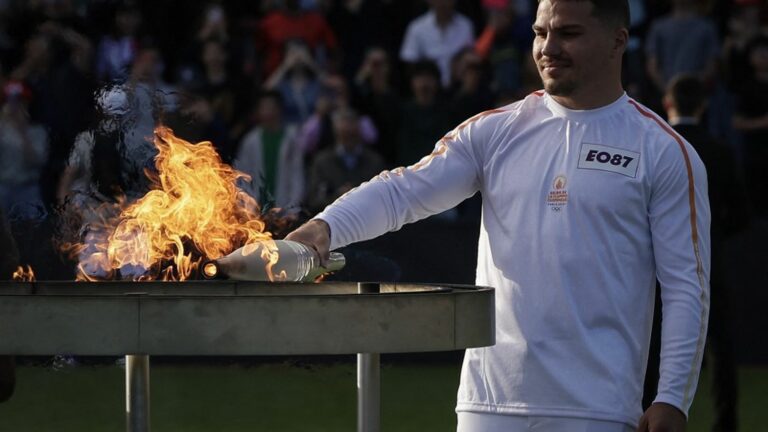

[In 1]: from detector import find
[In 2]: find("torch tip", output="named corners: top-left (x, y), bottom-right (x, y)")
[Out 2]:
top-left (203, 262), bottom-right (218, 279)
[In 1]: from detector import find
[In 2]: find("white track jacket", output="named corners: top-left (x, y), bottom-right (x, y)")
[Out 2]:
top-left (315, 92), bottom-right (710, 427)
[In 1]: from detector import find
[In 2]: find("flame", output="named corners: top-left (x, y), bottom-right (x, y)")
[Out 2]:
top-left (12, 265), bottom-right (35, 281)
top-left (67, 126), bottom-right (276, 281)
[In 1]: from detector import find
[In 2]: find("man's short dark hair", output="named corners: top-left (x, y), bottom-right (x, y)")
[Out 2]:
top-left (538, 0), bottom-right (630, 29)
top-left (666, 74), bottom-right (705, 117)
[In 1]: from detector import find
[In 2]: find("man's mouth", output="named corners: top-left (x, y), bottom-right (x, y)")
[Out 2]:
top-left (541, 60), bottom-right (569, 68)
top-left (541, 62), bottom-right (570, 76)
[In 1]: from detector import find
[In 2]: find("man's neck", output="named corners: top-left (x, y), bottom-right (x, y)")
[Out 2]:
top-left (262, 123), bottom-right (283, 133)
top-left (549, 84), bottom-right (624, 110)
top-left (414, 93), bottom-right (436, 107)
top-left (207, 67), bottom-right (226, 83)
top-left (336, 142), bottom-right (362, 155)
top-left (370, 76), bottom-right (389, 93)
top-left (434, 10), bottom-right (453, 28)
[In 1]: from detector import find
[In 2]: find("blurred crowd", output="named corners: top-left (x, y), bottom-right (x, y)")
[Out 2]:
top-left (0, 0), bottom-right (766, 227)
top-left (1, 0), bottom-right (766, 423)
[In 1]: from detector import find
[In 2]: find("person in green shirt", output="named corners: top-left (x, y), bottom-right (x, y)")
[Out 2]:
top-left (234, 91), bottom-right (305, 210)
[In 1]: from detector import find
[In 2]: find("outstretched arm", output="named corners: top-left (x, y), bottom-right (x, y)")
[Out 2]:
top-left (286, 111), bottom-right (501, 258)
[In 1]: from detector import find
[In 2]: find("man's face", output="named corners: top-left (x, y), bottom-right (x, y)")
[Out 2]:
top-left (411, 73), bottom-right (438, 102)
top-left (203, 42), bottom-right (227, 67)
top-left (532, 0), bottom-right (619, 98)
top-left (258, 98), bottom-right (281, 125)
top-left (333, 115), bottom-right (360, 148)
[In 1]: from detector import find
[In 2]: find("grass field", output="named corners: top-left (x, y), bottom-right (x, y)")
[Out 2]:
top-left (0, 361), bottom-right (765, 431)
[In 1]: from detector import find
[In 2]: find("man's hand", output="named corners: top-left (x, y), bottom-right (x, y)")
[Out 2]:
top-left (285, 219), bottom-right (332, 266)
top-left (636, 402), bottom-right (686, 432)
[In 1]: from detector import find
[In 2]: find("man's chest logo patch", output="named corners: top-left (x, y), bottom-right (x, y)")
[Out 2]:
top-left (578, 143), bottom-right (640, 178)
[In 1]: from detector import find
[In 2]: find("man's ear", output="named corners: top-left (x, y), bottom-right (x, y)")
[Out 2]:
top-left (612, 28), bottom-right (629, 57)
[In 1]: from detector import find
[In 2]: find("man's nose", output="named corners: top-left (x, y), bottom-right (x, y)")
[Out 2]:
top-left (541, 34), bottom-right (561, 58)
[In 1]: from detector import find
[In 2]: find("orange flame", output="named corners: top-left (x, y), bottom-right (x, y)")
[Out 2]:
top-left (69, 126), bottom-right (275, 281)
top-left (12, 265), bottom-right (35, 281)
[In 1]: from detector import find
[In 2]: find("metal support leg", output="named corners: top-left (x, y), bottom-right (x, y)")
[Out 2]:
top-left (357, 283), bottom-right (380, 432)
top-left (126, 354), bottom-right (150, 432)
top-left (357, 353), bottom-right (380, 432)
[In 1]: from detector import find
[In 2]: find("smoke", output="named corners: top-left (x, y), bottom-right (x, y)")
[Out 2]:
top-left (55, 83), bottom-right (178, 280)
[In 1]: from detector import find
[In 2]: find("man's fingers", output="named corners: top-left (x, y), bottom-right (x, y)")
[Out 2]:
top-left (285, 219), bottom-right (332, 267)
top-left (636, 403), bottom-right (686, 432)
top-left (636, 414), bottom-right (648, 432)
top-left (307, 242), bottom-right (330, 268)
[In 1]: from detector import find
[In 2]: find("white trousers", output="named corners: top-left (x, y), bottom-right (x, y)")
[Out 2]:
top-left (457, 412), bottom-right (634, 432)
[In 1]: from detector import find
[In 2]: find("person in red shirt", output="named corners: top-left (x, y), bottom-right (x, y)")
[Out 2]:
top-left (257, 0), bottom-right (338, 77)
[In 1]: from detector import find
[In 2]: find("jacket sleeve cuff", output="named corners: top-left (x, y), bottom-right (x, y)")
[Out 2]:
top-left (651, 394), bottom-right (689, 419)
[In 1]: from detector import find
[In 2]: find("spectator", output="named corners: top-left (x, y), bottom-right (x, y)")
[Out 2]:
top-left (645, 0), bottom-right (720, 95)
top-left (624, 0), bottom-right (648, 99)
top-left (58, 86), bottom-right (138, 206)
top-left (0, 80), bottom-right (49, 218)
top-left (326, 0), bottom-right (393, 81)
top-left (57, 78), bottom-right (172, 210)
top-left (723, 0), bottom-right (765, 92)
top-left (264, 41), bottom-right (322, 125)
top-left (306, 107), bottom-right (384, 212)
top-left (197, 3), bottom-right (229, 45)
top-left (397, 60), bottom-right (451, 166)
top-left (400, 0), bottom-right (475, 87)
top-left (165, 85), bottom-right (233, 162)
top-left (128, 46), bottom-right (170, 91)
top-left (11, 27), bottom-right (93, 208)
top-left (660, 74), bottom-right (744, 432)
top-left (474, 1), bottom-right (533, 94)
top-left (448, 48), bottom-right (493, 125)
top-left (126, 46), bottom-right (178, 167)
top-left (94, 3), bottom-right (142, 83)
top-left (9, 0), bottom-right (89, 43)
top-left (256, 0), bottom-right (338, 76)
top-left (57, 85), bottom-right (155, 280)
top-left (198, 39), bottom-right (237, 129)
top-left (298, 73), bottom-right (378, 157)
top-left (176, 3), bottom-right (231, 87)
top-left (733, 34), bottom-right (768, 216)
top-left (354, 47), bottom-right (402, 164)
top-left (234, 91), bottom-right (304, 210)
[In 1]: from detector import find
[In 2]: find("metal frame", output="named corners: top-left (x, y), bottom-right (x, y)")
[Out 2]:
top-left (0, 281), bottom-right (495, 432)
top-left (126, 354), bottom-right (150, 432)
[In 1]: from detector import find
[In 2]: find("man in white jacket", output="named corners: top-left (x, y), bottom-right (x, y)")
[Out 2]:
top-left (235, 91), bottom-right (304, 210)
top-left (287, 1), bottom-right (710, 431)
